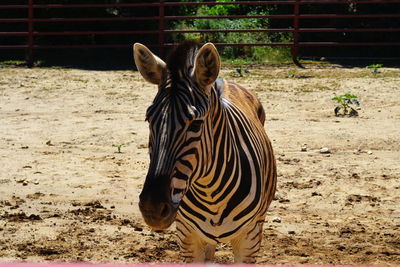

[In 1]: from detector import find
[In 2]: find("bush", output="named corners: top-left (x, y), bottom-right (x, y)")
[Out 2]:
top-left (171, 1), bottom-right (292, 62)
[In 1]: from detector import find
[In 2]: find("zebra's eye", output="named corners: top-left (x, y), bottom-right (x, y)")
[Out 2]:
top-left (187, 119), bottom-right (203, 132)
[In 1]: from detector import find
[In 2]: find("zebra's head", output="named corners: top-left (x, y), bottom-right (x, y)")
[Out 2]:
top-left (133, 41), bottom-right (220, 229)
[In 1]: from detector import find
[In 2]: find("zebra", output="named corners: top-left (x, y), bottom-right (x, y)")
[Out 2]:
top-left (133, 41), bottom-right (277, 263)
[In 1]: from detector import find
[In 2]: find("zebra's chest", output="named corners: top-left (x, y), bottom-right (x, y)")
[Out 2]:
top-left (173, 106), bottom-right (269, 242)
top-left (176, 185), bottom-right (261, 242)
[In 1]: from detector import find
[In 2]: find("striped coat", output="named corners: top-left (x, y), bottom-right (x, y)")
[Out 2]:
top-left (134, 41), bottom-right (277, 263)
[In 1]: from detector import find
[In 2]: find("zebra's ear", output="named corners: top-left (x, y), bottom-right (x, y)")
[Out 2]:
top-left (133, 43), bottom-right (167, 85)
top-left (194, 43), bottom-right (220, 91)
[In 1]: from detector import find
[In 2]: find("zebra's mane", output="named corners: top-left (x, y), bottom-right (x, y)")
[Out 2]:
top-left (166, 40), bottom-right (200, 83)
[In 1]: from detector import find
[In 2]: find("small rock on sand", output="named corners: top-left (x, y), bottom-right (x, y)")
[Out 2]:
top-left (272, 217), bottom-right (282, 223)
top-left (320, 147), bottom-right (330, 154)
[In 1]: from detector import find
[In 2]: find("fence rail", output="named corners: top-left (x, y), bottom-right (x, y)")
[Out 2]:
top-left (1, 0), bottom-right (400, 67)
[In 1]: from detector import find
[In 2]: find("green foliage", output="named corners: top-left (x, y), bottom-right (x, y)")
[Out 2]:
top-left (0, 60), bottom-right (26, 67)
top-left (331, 93), bottom-right (360, 117)
top-left (367, 64), bottom-right (383, 69)
top-left (367, 64), bottom-right (383, 75)
top-left (112, 144), bottom-right (124, 153)
top-left (172, 1), bottom-right (292, 62)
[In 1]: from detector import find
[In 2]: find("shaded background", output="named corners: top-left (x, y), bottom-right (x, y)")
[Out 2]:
top-left (1, 0), bottom-right (400, 68)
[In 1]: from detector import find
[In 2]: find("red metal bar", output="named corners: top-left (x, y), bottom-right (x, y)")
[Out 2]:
top-left (9, 27), bottom-right (400, 37)
top-left (5, 2), bottom-right (297, 9)
top-left (0, 18), bottom-right (29, 22)
top-left (292, 0), bottom-right (303, 68)
top-left (298, 28), bottom-right (400, 32)
top-left (299, 42), bottom-right (400, 46)
top-left (3, 27), bottom-right (396, 38)
top-left (299, 14), bottom-right (400, 18)
top-left (165, 29), bottom-right (295, 34)
top-left (0, 43), bottom-right (291, 49)
top-left (164, 15), bottom-right (294, 20)
top-left (163, 43), bottom-right (294, 47)
top-left (163, 1), bottom-right (296, 6)
top-left (8, 0), bottom-right (397, 9)
top-left (202, 42), bottom-right (294, 47)
top-left (31, 3), bottom-right (161, 9)
top-left (0, 32), bottom-right (29, 36)
top-left (26, 15), bottom-right (293, 23)
top-left (32, 31), bottom-right (159, 36)
top-left (165, 14), bottom-right (400, 20)
top-left (31, 17), bottom-right (160, 22)
top-left (0, 5), bottom-right (29, 9)
top-left (166, 0), bottom-right (400, 5)
top-left (27, 0), bottom-right (34, 67)
top-left (159, 0), bottom-right (165, 57)
top-left (0, 45), bottom-right (29, 49)
top-left (33, 44), bottom-right (133, 49)
top-left (6, 13), bottom-right (400, 23)
top-left (298, 0), bottom-right (400, 4)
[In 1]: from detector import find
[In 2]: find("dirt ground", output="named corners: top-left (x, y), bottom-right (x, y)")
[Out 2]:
top-left (0, 64), bottom-right (399, 264)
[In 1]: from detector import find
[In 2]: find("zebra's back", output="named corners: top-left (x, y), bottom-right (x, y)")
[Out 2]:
top-left (219, 79), bottom-right (266, 125)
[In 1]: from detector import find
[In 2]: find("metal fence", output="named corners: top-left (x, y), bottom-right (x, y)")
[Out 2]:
top-left (1, 0), bottom-right (400, 67)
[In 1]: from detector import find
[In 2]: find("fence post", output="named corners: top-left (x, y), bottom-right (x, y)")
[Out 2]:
top-left (292, 0), bottom-right (303, 68)
top-left (158, 0), bottom-right (165, 58)
top-left (26, 0), bottom-right (34, 67)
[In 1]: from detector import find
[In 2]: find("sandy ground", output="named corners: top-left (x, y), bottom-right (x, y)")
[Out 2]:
top-left (0, 65), bottom-right (399, 264)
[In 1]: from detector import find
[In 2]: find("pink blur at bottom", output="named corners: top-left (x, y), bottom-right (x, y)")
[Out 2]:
top-left (0, 263), bottom-right (397, 267)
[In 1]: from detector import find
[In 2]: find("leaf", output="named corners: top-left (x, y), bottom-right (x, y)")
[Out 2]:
top-left (332, 96), bottom-right (343, 102)
top-left (367, 64), bottom-right (383, 69)
top-left (343, 93), bottom-right (357, 99)
top-left (113, 144), bottom-right (124, 148)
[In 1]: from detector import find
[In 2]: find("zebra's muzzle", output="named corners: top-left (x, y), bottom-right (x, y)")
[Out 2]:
top-left (138, 177), bottom-right (177, 229)
top-left (138, 201), bottom-right (176, 230)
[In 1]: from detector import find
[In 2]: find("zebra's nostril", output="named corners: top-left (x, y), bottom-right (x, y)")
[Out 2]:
top-left (160, 203), bottom-right (170, 218)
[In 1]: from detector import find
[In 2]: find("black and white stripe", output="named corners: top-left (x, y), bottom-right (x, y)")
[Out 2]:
top-left (134, 41), bottom-right (277, 263)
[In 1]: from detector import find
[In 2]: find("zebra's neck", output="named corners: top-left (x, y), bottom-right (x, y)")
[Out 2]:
top-left (193, 79), bottom-right (234, 190)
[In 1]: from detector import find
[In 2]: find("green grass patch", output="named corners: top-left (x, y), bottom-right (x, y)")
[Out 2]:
top-left (0, 60), bottom-right (26, 67)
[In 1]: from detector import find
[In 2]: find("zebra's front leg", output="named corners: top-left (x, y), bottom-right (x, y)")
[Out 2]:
top-left (231, 222), bottom-right (263, 263)
top-left (176, 222), bottom-right (216, 262)
top-left (180, 238), bottom-right (216, 262)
